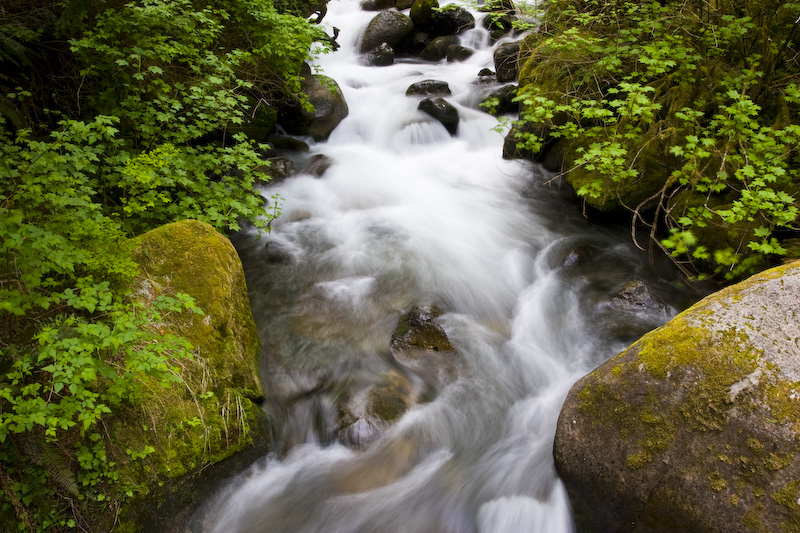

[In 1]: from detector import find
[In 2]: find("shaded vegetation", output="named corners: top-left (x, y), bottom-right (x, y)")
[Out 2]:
top-left (0, 0), bottom-right (328, 530)
top-left (508, 0), bottom-right (800, 282)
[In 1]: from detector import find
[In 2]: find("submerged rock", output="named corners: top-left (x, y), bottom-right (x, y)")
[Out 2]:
top-left (337, 305), bottom-right (461, 449)
top-left (555, 261), bottom-right (800, 532)
top-left (418, 97), bottom-right (459, 135)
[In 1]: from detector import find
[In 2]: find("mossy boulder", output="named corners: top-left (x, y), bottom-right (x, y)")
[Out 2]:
top-left (278, 67), bottom-right (349, 141)
top-left (554, 261), bottom-right (800, 532)
top-left (116, 220), bottom-right (268, 531)
top-left (410, 0), bottom-right (439, 31)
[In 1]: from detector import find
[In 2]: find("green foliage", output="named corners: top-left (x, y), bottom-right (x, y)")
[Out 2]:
top-left (511, 0), bottom-right (800, 281)
top-left (1, 0), bottom-right (326, 529)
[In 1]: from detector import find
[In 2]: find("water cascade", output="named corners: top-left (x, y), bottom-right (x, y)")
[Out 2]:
top-left (194, 1), bottom-right (696, 531)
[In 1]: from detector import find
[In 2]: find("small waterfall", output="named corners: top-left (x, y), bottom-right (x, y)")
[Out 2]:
top-left (194, 1), bottom-right (694, 531)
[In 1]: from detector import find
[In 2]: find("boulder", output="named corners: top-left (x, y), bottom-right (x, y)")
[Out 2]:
top-left (446, 44), bottom-right (474, 62)
top-left (480, 84), bottom-right (518, 115)
top-left (261, 156), bottom-right (295, 184)
top-left (406, 79), bottom-right (452, 96)
top-left (391, 306), bottom-right (461, 390)
top-left (405, 31), bottom-right (431, 55)
top-left (278, 70), bottom-right (349, 141)
top-left (477, 0), bottom-right (516, 13)
top-left (554, 261), bottom-right (800, 532)
top-left (430, 5), bottom-right (475, 36)
top-left (482, 12), bottom-right (516, 41)
top-left (337, 370), bottom-right (415, 449)
top-left (410, 0), bottom-right (439, 31)
top-left (337, 305), bottom-right (461, 449)
top-left (418, 35), bottom-right (460, 61)
top-left (121, 220), bottom-right (268, 530)
top-left (361, 0), bottom-right (396, 10)
top-left (396, 0), bottom-right (415, 9)
top-left (418, 97), bottom-right (459, 135)
top-left (360, 10), bottom-right (415, 52)
top-left (493, 40), bottom-right (521, 82)
top-left (362, 42), bottom-right (396, 66)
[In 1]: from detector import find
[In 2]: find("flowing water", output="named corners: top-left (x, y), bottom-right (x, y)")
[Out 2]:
top-left (193, 2), bottom-right (698, 531)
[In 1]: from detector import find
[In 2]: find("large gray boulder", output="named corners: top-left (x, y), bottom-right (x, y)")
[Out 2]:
top-left (554, 261), bottom-right (800, 532)
top-left (278, 71), bottom-right (349, 141)
top-left (360, 10), bottom-right (415, 52)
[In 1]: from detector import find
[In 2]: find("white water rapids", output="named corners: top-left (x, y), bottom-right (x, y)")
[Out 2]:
top-left (193, 2), bottom-right (696, 531)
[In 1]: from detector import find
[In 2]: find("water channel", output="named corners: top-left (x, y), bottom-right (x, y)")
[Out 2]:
top-left (194, 1), bottom-right (698, 530)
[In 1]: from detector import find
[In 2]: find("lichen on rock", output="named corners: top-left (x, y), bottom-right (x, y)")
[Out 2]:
top-left (555, 260), bottom-right (800, 532)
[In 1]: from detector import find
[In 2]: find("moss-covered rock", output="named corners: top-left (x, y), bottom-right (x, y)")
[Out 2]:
top-left (410, 0), bottom-right (439, 31)
top-left (112, 220), bottom-right (267, 531)
top-left (554, 261), bottom-right (800, 532)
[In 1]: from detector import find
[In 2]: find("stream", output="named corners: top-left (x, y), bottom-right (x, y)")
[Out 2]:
top-left (192, 1), bottom-right (698, 531)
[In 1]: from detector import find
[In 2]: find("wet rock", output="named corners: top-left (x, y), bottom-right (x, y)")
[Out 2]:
top-left (406, 79), bottom-right (452, 97)
top-left (337, 370), bottom-right (415, 449)
top-left (360, 10), bottom-right (415, 52)
top-left (278, 68), bottom-right (349, 141)
top-left (446, 44), bottom-right (474, 62)
top-left (303, 154), bottom-right (334, 177)
top-left (261, 157), bottom-right (295, 184)
top-left (558, 245), bottom-right (595, 269)
top-left (482, 12), bottom-right (516, 41)
top-left (430, 5), bottom-right (475, 36)
top-left (361, 0), bottom-right (396, 10)
top-left (609, 280), bottom-right (668, 315)
top-left (396, 0), bottom-right (415, 9)
top-left (502, 122), bottom-right (537, 161)
top-left (418, 35), bottom-right (460, 61)
top-left (405, 31), bottom-right (431, 55)
top-left (362, 42), bottom-right (395, 66)
top-left (265, 135), bottom-right (310, 153)
top-left (390, 306), bottom-right (461, 390)
top-left (480, 84), bottom-right (518, 115)
top-left (418, 97), bottom-right (459, 135)
top-left (555, 261), bottom-right (800, 532)
top-left (477, 0), bottom-right (516, 13)
top-left (493, 40), bottom-right (521, 82)
top-left (477, 67), bottom-right (496, 82)
top-left (410, 0), bottom-right (439, 31)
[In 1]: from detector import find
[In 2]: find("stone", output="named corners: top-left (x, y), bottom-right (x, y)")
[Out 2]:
top-left (362, 42), bottom-right (395, 66)
top-left (406, 79), bottom-right (452, 96)
top-left (121, 220), bottom-right (268, 530)
top-left (360, 10), bottom-right (415, 52)
top-left (418, 35), bottom-right (460, 61)
top-left (410, 0), bottom-right (439, 31)
top-left (278, 68), bottom-right (349, 141)
top-left (480, 84), bottom-right (518, 115)
top-left (554, 261), bottom-right (800, 532)
top-left (430, 4), bottom-right (475, 36)
top-left (446, 44), bottom-right (474, 62)
top-left (418, 97), bottom-right (459, 135)
top-left (361, 0), bottom-right (396, 10)
top-left (493, 40), bottom-right (521, 82)
top-left (396, 0), bottom-right (415, 9)
top-left (303, 153), bottom-right (334, 177)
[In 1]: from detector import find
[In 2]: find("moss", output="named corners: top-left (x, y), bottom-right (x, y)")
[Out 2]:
top-left (367, 372), bottom-right (411, 423)
top-left (709, 470), bottom-right (728, 492)
top-left (772, 479), bottom-right (800, 532)
top-left (109, 220), bottom-right (265, 528)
